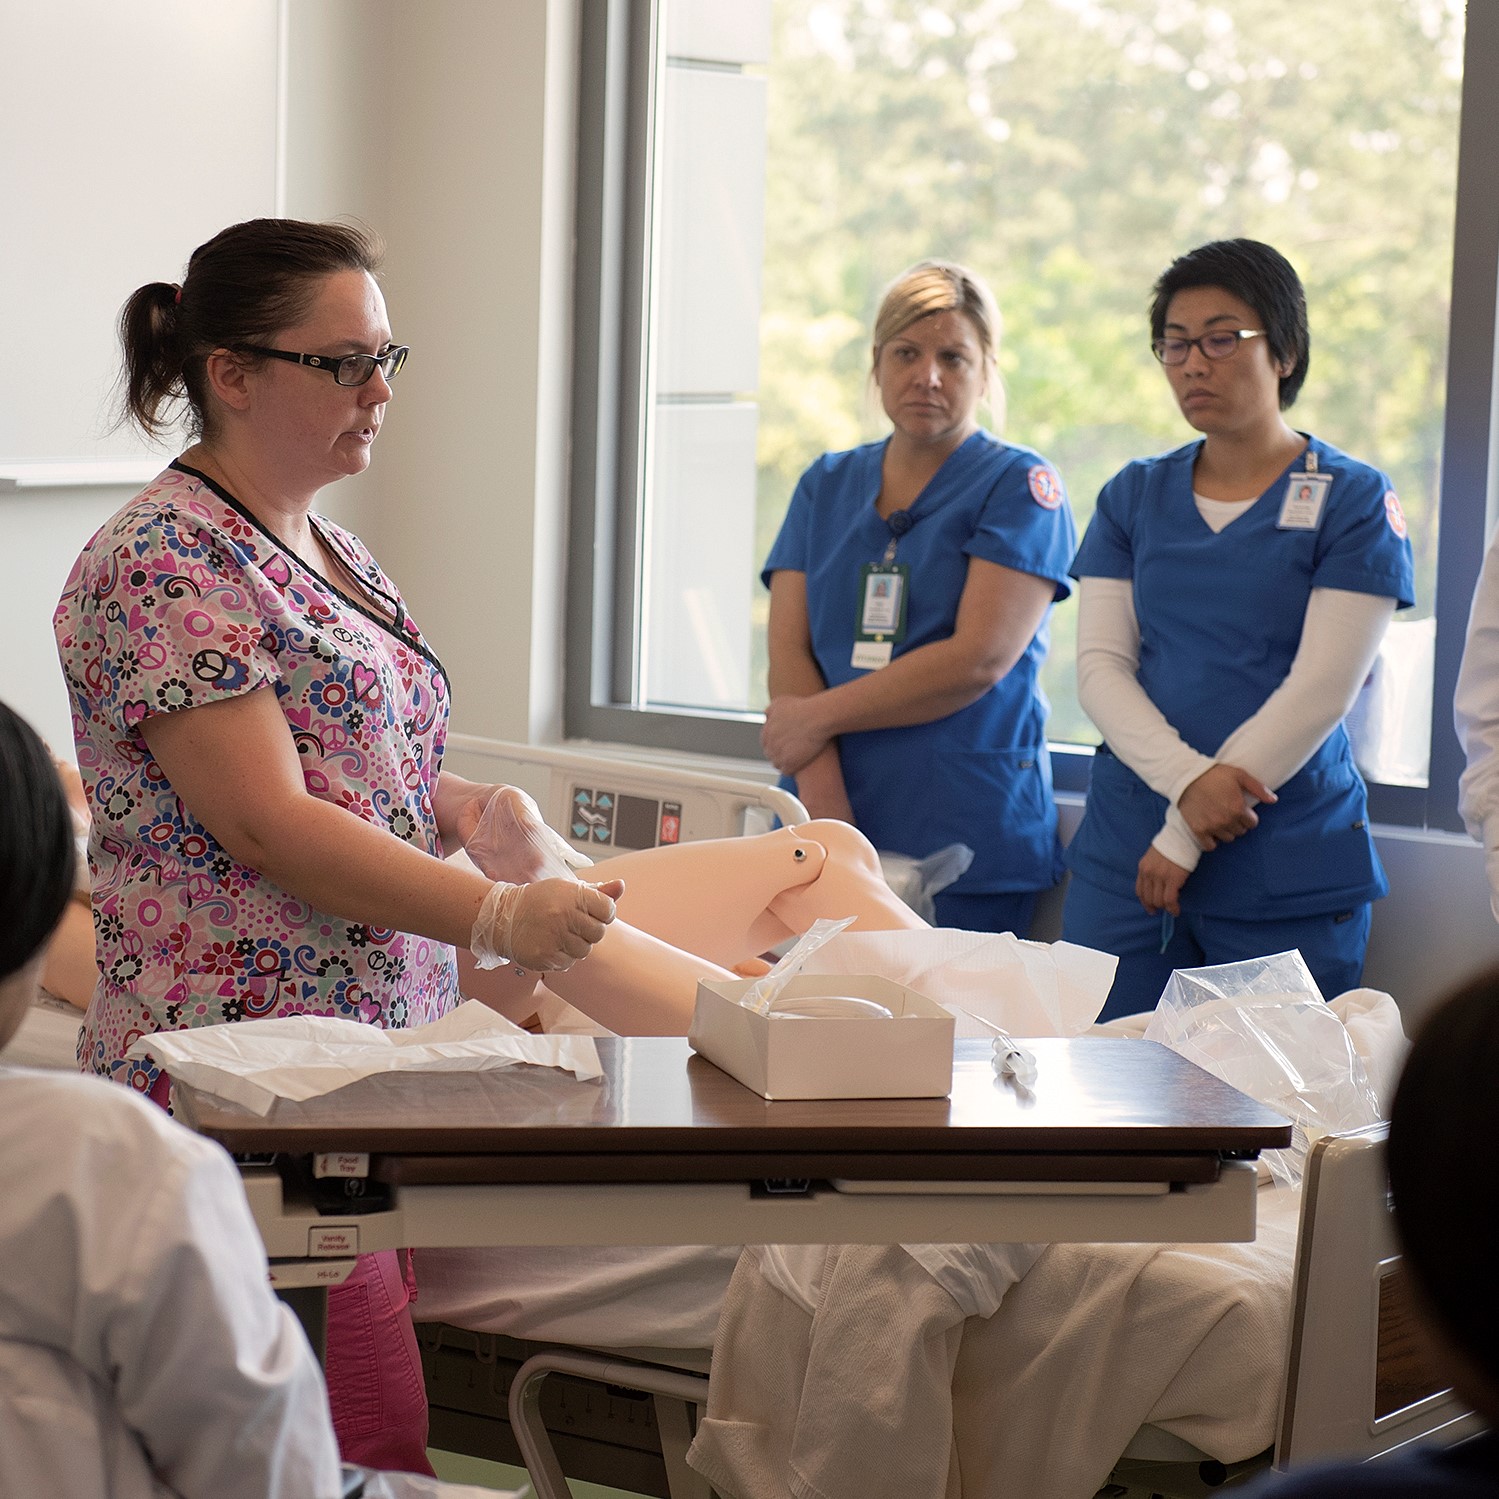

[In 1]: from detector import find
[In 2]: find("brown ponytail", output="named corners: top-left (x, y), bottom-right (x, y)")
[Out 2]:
top-left (119, 281), bottom-right (189, 439)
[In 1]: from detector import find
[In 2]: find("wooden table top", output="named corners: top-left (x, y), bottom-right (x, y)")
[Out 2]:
top-left (173, 1036), bottom-right (1292, 1186)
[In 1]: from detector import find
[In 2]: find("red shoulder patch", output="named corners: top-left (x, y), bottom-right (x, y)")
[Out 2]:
top-left (1384, 489), bottom-right (1407, 540)
top-left (1028, 465), bottom-right (1064, 510)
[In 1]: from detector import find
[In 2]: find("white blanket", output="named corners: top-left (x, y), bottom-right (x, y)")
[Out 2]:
top-left (687, 1188), bottom-right (1301, 1499)
top-left (683, 991), bottom-right (1405, 1499)
top-left (9, 993), bottom-right (83, 1071)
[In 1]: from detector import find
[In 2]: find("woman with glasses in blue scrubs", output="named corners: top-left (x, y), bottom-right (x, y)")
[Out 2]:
top-left (1063, 239), bottom-right (1414, 1020)
top-left (760, 260), bottom-right (1077, 936)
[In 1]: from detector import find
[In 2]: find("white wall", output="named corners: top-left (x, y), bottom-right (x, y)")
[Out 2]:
top-left (0, 487), bottom-right (132, 752)
top-left (3, 0), bottom-right (1496, 1025)
top-left (283, 0), bottom-right (577, 745)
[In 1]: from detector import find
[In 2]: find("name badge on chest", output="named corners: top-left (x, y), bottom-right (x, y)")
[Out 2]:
top-left (1277, 471), bottom-right (1332, 531)
top-left (852, 562), bottom-right (909, 671)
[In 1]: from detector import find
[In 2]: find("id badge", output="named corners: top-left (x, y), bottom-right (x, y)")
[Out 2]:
top-left (1277, 472), bottom-right (1332, 530)
top-left (852, 562), bottom-right (909, 670)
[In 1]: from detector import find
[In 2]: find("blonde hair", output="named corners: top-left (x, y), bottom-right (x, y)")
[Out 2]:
top-left (870, 260), bottom-right (1004, 427)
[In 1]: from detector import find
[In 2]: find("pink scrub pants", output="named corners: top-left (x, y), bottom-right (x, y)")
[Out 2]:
top-left (326, 1248), bottom-right (435, 1475)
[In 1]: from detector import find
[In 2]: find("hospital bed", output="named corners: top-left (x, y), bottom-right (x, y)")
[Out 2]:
top-left (440, 734), bottom-right (809, 855)
top-left (406, 741), bottom-right (1477, 1498)
top-left (22, 739), bottom-right (1475, 1494)
top-left (414, 1124), bottom-right (1480, 1499)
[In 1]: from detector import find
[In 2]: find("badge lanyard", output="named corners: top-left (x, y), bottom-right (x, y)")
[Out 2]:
top-left (1277, 447), bottom-right (1332, 531)
top-left (852, 509), bottom-right (913, 670)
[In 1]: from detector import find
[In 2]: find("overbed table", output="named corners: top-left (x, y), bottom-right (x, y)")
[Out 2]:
top-left (174, 1035), bottom-right (1291, 1279)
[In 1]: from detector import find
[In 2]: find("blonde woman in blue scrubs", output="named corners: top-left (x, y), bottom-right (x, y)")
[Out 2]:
top-left (761, 261), bottom-right (1077, 935)
top-left (1063, 240), bottom-right (1414, 1020)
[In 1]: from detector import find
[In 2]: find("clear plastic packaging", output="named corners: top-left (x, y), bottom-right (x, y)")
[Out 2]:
top-left (1143, 950), bottom-right (1382, 1188)
top-left (740, 916), bottom-right (858, 1015)
top-left (877, 843), bottom-right (974, 923)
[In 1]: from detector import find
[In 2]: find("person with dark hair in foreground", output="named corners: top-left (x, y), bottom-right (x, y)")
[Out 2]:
top-left (1063, 239), bottom-right (1415, 1019)
top-left (0, 698), bottom-right (343, 1498)
top-left (1239, 966), bottom-right (1499, 1495)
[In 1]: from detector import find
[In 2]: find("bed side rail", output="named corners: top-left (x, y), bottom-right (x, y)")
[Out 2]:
top-left (444, 735), bottom-right (808, 856)
top-left (1274, 1123), bottom-right (1482, 1469)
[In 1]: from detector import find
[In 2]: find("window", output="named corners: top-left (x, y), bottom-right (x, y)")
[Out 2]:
top-left (568, 0), bottom-right (1499, 832)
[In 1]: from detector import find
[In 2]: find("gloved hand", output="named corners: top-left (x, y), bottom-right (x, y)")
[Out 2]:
top-left (471, 876), bottom-right (624, 972)
top-left (465, 785), bottom-right (592, 885)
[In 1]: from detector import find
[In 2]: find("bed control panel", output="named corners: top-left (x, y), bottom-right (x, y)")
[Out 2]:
top-left (569, 785), bottom-right (683, 851)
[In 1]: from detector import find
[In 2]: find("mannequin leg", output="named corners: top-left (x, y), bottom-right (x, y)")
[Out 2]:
top-left (766, 820), bottom-right (928, 935)
top-left (454, 811), bottom-right (919, 1037)
top-left (584, 827), bottom-right (833, 966)
top-left (458, 916), bottom-right (729, 1037)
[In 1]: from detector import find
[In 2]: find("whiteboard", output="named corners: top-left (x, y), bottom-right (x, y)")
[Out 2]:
top-left (0, 0), bottom-right (281, 469)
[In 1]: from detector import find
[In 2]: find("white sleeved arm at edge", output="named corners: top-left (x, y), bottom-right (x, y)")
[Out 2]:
top-left (1078, 578), bottom-right (1393, 875)
top-left (1075, 577), bottom-right (1217, 803)
top-left (1156, 587), bottom-right (1393, 871)
top-left (1455, 530), bottom-right (1499, 921)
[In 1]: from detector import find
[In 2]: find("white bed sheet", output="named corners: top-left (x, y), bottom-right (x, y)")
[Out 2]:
top-left (418, 1188), bottom-right (1299, 1485)
top-left (417, 1244), bottom-right (737, 1352)
top-left (687, 1185), bottom-right (1301, 1499)
top-left (10, 993), bottom-right (83, 1071)
top-left (420, 990), bottom-right (1405, 1497)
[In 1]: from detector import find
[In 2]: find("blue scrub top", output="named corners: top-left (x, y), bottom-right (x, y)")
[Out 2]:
top-left (763, 429), bottom-right (1077, 894)
top-left (1066, 435), bottom-right (1416, 919)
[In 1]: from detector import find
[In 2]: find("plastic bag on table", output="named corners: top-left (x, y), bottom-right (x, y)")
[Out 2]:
top-left (877, 842), bottom-right (974, 923)
top-left (1143, 949), bottom-right (1381, 1188)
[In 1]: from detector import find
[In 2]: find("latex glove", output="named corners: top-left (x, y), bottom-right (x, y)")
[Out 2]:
top-left (471, 877), bottom-right (624, 972)
top-left (466, 785), bottom-right (592, 884)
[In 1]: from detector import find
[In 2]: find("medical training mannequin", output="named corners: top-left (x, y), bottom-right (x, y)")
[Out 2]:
top-left (1238, 968), bottom-right (1499, 1496)
top-left (457, 790), bottom-right (926, 1034)
top-left (1063, 239), bottom-right (1413, 1020)
top-left (0, 699), bottom-right (343, 1499)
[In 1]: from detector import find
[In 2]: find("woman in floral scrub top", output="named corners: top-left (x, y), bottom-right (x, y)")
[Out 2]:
top-left (52, 219), bottom-right (621, 1476)
top-left (57, 464), bottom-right (459, 1091)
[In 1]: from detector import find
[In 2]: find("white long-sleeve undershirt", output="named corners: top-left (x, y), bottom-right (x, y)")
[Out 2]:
top-left (1076, 576), bottom-right (1395, 872)
top-left (1454, 526), bottom-right (1499, 920)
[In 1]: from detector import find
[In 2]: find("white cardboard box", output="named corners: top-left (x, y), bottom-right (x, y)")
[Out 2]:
top-left (689, 974), bottom-right (955, 1100)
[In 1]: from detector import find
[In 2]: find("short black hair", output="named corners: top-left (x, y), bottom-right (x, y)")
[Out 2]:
top-left (1387, 967), bottom-right (1499, 1386)
top-left (0, 702), bottom-right (76, 981)
top-left (1149, 239), bottom-right (1309, 409)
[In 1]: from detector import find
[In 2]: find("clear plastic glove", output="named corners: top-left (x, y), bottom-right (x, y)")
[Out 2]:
top-left (471, 877), bottom-right (623, 973)
top-left (465, 785), bottom-right (592, 885)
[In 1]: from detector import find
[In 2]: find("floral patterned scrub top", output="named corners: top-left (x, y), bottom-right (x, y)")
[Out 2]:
top-left (53, 462), bottom-right (461, 1096)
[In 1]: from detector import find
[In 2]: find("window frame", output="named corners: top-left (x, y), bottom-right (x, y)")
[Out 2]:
top-left (566, 0), bottom-right (1499, 833)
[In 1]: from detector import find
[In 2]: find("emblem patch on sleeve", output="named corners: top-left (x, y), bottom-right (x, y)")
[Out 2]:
top-left (1384, 489), bottom-right (1408, 539)
top-left (1028, 466), bottom-right (1064, 510)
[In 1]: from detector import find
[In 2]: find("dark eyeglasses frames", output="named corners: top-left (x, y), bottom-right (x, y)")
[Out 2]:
top-left (1150, 329), bottom-right (1267, 366)
top-left (236, 344), bottom-right (410, 387)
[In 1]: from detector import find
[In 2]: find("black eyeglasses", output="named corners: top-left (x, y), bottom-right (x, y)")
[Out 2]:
top-left (1151, 329), bottom-right (1267, 366)
top-left (237, 344), bottom-right (410, 387)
